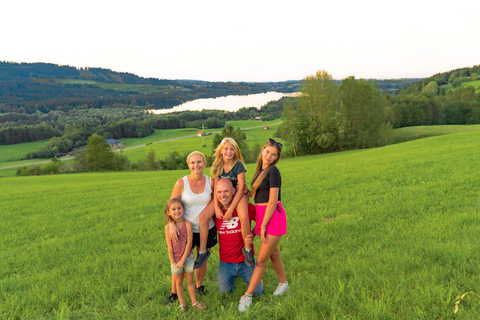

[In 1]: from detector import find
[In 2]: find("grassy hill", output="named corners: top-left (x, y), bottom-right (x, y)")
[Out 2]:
top-left (397, 64), bottom-right (480, 96)
top-left (1, 122), bottom-right (479, 176)
top-left (1, 130), bottom-right (479, 318)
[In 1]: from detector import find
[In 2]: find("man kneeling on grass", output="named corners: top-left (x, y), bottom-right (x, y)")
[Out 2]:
top-left (214, 178), bottom-right (263, 295)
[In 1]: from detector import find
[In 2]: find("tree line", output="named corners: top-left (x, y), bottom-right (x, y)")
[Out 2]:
top-left (387, 65), bottom-right (480, 127)
top-left (16, 124), bottom-right (263, 176)
top-left (277, 67), bottom-right (480, 156)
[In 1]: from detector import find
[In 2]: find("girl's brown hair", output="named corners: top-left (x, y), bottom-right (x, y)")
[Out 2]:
top-left (211, 137), bottom-right (245, 177)
top-left (250, 140), bottom-right (282, 200)
top-left (164, 197), bottom-right (184, 224)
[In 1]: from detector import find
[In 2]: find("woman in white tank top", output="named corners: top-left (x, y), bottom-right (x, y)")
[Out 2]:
top-left (166, 151), bottom-right (216, 305)
top-left (181, 175), bottom-right (215, 232)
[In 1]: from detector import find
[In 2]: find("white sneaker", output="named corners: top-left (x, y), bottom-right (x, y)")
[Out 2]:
top-left (273, 282), bottom-right (289, 295)
top-left (238, 294), bottom-right (252, 312)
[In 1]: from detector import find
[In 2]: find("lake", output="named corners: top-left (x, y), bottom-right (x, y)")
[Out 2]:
top-left (148, 92), bottom-right (297, 114)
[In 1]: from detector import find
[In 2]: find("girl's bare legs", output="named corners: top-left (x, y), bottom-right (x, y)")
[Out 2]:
top-left (270, 245), bottom-right (287, 283)
top-left (245, 235), bottom-right (282, 295)
top-left (171, 276), bottom-right (176, 293)
top-left (237, 195), bottom-right (252, 251)
top-left (195, 248), bottom-right (210, 288)
top-left (174, 273), bottom-right (185, 306)
top-left (185, 272), bottom-right (197, 304)
top-left (195, 207), bottom-right (214, 269)
top-left (198, 207), bottom-right (214, 252)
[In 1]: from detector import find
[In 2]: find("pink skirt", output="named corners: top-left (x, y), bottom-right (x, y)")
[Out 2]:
top-left (254, 202), bottom-right (287, 236)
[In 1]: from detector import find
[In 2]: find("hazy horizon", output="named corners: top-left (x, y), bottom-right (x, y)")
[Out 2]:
top-left (2, 0), bottom-right (479, 82)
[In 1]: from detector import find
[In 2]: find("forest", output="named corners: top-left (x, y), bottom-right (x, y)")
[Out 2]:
top-left (2, 61), bottom-right (479, 160)
top-left (276, 65), bottom-right (480, 156)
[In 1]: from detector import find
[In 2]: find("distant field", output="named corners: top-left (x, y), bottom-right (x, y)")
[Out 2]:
top-left (443, 79), bottom-right (480, 92)
top-left (391, 124), bottom-right (480, 143)
top-left (0, 139), bottom-right (50, 163)
top-left (2, 131), bottom-right (480, 318)
top-left (1, 122), bottom-right (479, 177)
top-left (56, 79), bottom-right (187, 94)
top-left (461, 79), bottom-right (480, 91)
top-left (121, 121), bottom-right (282, 162)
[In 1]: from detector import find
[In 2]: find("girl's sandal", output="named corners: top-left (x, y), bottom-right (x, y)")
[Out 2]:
top-left (178, 304), bottom-right (187, 313)
top-left (192, 301), bottom-right (206, 310)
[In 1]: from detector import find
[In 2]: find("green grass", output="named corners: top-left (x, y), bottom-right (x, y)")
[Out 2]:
top-left (2, 130), bottom-right (480, 318)
top-left (120, 120), bottom-right (282, 162)
top-left (443, 79), bottom-right (480, 93)
top-left (0, 122), bottom-right (477, 178)
top-left (391, 124), bottom-right (480, 143)
top-left (0, 139), bottom-right (49, 163)
top-left (461, 79), bottom-right (480, 91)
top-left (56, 79), bottom-right (187, 93)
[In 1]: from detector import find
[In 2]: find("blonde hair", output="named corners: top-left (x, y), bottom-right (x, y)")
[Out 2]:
top-left (186, 151), bottom-right (206, 166)
top-left (251, 140), bottom-right (282, 200)
top-left (164, 198), bottom-right (184, 224)
top-left (211, 137), bottom-right (245, 177)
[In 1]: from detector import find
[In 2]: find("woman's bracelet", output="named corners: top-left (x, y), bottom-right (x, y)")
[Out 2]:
top-left (261, 226), bottom-right (267, 229)
top-left (227, 208), bottom-right (233, 212)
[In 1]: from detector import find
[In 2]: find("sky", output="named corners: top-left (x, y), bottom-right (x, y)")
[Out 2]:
top-left (2, 0), bottom-right (480, 82)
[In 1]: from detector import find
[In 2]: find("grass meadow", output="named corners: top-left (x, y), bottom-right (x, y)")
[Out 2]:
top-left (1, 120), bottom-right (476, 178)
top-left (443, 79), bottom-right (480, 93)
top-left (1, 130), bottom-right (480, 319)
top-left (56, 79), bottom-right (187, 94)
top-left (120, 120), bottom-right (282, 162)
top-left (0, 120), bottom-right (282, 177)
top-left (0, 139), bottom-right (50, 163)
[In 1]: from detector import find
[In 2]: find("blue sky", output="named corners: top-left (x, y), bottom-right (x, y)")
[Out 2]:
top-left (2, 0), bottom-right (480, 81)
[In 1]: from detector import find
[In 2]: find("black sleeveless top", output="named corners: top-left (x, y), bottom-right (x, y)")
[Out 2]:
top-left (252, 166), bottom-right (281, 203)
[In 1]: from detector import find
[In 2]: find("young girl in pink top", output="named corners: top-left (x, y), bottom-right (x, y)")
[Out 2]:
top-left (165, 198), bottom-right (206, 312)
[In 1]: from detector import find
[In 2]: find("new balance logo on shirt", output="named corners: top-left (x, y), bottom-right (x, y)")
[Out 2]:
top-left (218, 217), bottom-right (241, 234)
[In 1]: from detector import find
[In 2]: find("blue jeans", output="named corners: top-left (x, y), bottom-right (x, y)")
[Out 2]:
top-left (217, 260), bottom-right (264, 295)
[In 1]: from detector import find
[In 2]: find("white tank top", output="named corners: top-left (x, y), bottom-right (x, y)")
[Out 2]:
top-left (182, 175), bottom-right (215, 233)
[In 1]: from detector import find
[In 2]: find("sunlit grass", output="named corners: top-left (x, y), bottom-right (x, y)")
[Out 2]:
top-left (0, 139), bottom-right (50, 163)
top-left (2, 131), bottom-right (480, 318)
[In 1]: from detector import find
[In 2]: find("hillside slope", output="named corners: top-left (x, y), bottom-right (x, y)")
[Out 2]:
top-left (1, 131), bottom-right (479, 318)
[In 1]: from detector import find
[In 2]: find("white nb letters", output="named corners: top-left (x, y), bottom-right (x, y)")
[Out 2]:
top-left (222, 217), bottom-right (239, 230)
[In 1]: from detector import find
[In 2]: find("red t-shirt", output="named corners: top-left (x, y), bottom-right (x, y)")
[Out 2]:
top-left (214, 203), bottom-right (256, 263)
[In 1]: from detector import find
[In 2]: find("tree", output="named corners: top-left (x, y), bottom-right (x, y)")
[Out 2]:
top-left (421, 81), bottom-right (438, 97)
top-left (145, 150), bottom-right (161, 170)
top-left (84, 134), bottom-right (115, 171)
top-left (281, 70), bottom-right (343, 155)
top-left (339, 77), bottom-right (386, 148)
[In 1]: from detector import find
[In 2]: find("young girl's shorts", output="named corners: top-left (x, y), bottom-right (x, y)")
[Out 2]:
top-left (171, 254), bottom-right (194, 275)
top-left (254, 202), bottom-right (287, 236)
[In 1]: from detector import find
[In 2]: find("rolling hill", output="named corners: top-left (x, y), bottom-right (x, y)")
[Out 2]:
top-left (1, 129), bottom-right (479, 318)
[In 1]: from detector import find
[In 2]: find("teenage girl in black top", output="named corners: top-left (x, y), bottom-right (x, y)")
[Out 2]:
top-left (238, 139), bottom-right (288, 312)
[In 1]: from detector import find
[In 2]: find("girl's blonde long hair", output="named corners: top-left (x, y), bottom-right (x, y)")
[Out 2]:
top-left (251, 140), bottom-right (282, 200)
top-left (164, 197), bottom-right (184, 224)
top-left (211, 137), bottom-right (245, 177)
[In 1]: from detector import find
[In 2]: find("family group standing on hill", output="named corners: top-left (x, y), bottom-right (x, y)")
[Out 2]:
top-left (163, 137), bottom-right (288, 313)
